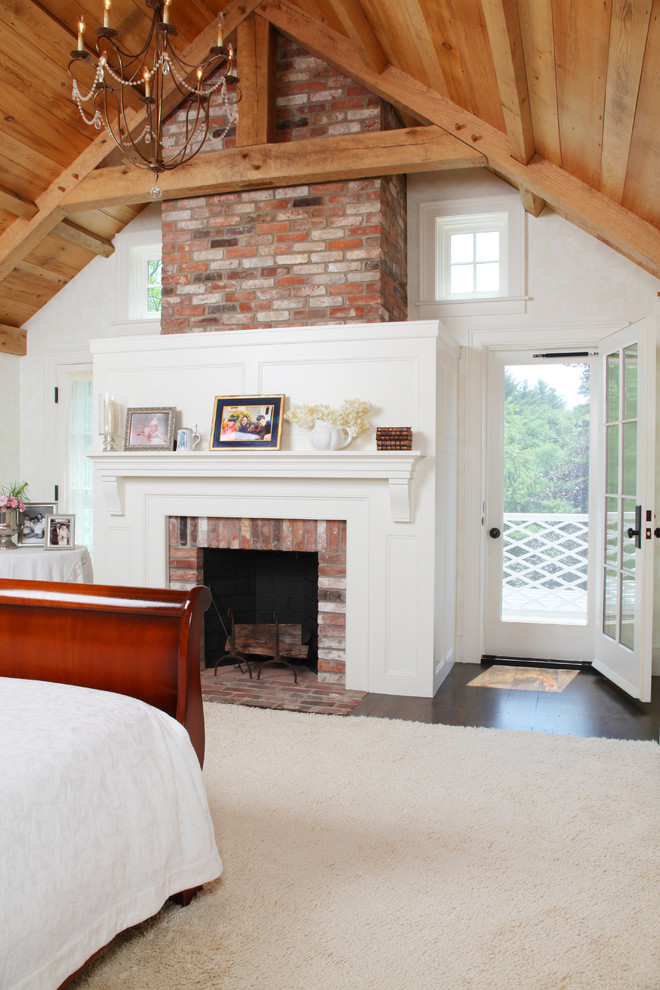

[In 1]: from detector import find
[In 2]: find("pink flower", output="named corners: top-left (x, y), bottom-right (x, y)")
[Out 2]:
top-left (0, 496), bottom-right (7, 509)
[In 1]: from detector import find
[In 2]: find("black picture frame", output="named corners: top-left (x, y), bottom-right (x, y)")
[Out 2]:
top-left (210, 395), bottom-right (284, 450)
top-left (19, 503), bottom-right (57, 546)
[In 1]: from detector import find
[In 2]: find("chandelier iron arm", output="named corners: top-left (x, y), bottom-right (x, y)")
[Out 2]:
top-left (69, 0), bottom-right (240, 194)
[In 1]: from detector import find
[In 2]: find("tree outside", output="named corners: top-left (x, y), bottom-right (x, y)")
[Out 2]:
top-left (504, 365), bottom-right (590, 514)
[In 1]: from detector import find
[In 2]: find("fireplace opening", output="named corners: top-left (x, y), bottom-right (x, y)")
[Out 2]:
top-left (203, 548), bottom-right (319, 672)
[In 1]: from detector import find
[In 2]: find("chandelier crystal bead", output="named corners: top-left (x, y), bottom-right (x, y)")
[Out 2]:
top-left (69, 1), bottom-right (239, 198)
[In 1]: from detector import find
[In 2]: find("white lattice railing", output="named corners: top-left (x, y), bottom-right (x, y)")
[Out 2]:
top-left (501, 513), bottom-right (589, 621)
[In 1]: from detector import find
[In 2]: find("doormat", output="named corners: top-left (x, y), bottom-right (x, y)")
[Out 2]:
top-left (469, 664), bottom-right (580, 693)
top-left (200, 664), bottom-right (366, 715)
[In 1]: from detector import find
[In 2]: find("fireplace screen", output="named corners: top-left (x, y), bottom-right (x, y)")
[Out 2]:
top-left (204, 548), bottom-right (318, 671)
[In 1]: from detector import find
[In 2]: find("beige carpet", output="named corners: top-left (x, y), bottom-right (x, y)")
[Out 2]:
top-left (71, 704), bottom-right (660, 990)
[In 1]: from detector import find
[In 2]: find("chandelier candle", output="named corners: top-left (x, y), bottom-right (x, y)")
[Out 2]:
top-left (68, 0), bottom-right (240, 198)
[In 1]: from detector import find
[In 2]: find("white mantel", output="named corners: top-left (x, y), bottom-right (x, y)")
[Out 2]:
top-left (90, 321), bottom-right (458, 698)
top-left (90, 450), bottom-right (424, 523)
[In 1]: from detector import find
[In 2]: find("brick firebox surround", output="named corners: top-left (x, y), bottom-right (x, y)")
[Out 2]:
top-left (169, 517), bottom-right (347, 684)
top-left (160, 34), bottom-right (407, 334)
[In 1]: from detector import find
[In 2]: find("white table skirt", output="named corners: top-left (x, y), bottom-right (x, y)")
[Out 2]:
top-left (0, 545), bottom-right (93, 583)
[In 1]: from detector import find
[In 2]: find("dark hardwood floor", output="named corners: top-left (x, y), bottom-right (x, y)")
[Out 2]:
top-left (350, 663), bottom-right (660, 742)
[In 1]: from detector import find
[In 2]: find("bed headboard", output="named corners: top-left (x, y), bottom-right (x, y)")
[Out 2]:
top-left (0, 579), bottom-right (211, 766)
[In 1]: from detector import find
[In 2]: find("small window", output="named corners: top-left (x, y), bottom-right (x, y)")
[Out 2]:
top-left (129, 244), bottom-right (162, 320)
top-left (437, 213), bottom-right (509, 300)
top-left (416, 193), bottom-right (526, 318)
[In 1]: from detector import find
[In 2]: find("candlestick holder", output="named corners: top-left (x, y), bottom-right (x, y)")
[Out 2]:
top-left (100, 393), bottom-right (121, 451)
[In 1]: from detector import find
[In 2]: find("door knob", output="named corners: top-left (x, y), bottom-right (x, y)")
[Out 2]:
top-left (489, 527), bottom-right (501, 539)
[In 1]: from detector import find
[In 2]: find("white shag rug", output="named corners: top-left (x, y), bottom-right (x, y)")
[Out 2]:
top-left (71, 703), bottom-right (660, 990)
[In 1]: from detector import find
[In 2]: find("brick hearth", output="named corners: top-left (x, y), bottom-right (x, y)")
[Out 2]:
top-left (200, 664), bottom-right (366, 716)
top-left (169, 517), bottom-right (347, 684)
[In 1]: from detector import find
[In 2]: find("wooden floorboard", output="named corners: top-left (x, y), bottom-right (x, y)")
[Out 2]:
top-left (350, 664), bottom-right (660, 741)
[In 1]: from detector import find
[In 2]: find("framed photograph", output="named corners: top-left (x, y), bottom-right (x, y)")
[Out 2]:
top-left (45, 514), bottom-right (75, 550)
top-left (210, 395), bottom-right (284, 450)
top-left (124, 407), bottom-right (176, 451)
top-left (19, 503), bottom-right (57, 546)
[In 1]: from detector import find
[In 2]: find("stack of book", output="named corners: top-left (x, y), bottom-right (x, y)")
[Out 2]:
top-left (376, 427), bottom-right (413, 450)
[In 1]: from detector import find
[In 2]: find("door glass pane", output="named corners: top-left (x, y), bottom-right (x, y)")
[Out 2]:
top-left (621, 570), bottom-right (635, 650)
top-left (501, 362), bottom-right (590, 624)
top-left (606, 353), bottom-right (620, 421)
top-left (604, 497), bottom-right (618, 566)
top-left (605, 425), bottom-right (619, 494)
top-left (603, 569), bottom-right (618, 639)
top-left (623, 344), bottom-right (638, 420)
top-left (622, 422), bottom-right (637, 496)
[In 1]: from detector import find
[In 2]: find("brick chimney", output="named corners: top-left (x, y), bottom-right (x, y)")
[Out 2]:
top-left (161, 34), bottom-right (407, 334)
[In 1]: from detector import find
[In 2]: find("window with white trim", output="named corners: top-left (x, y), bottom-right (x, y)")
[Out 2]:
top-left (114, 205), bottom-right (163, 329)
top-left (417, 193), bottom-right (526, 317)
top-left (128, 244), bottom-right (162, 320)
top-left (437, 212), bottom-right (509, 300)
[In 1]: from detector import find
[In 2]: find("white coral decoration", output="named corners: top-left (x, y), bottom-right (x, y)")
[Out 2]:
top-left (285, 399), bottom-right (371, 439)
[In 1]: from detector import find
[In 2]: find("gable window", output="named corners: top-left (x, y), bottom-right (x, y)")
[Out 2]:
top-left (437, 213), bottom-right (508, 300)
top-left (114, 205), bottom-right (163, 330)
top-left (417, 194), bottom-right (526, 317)
top-left (129, 244), bottom-right (162, 320)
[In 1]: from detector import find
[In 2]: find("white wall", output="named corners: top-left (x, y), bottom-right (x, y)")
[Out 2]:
top-left (0, 354), bottom-right (21, 488)
top-left (18, 205), bottom-right (161, 502)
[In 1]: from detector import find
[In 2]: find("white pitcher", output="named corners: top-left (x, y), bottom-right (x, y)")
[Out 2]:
top-left (310, 420), bottom-right (351, 450)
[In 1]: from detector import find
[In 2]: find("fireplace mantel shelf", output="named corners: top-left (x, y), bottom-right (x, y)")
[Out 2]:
top-left (88, 450), bottom-right (425, 523)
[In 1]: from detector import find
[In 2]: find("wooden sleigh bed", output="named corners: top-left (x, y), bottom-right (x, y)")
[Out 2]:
top-left (0, 578), bottom-right (221, 990)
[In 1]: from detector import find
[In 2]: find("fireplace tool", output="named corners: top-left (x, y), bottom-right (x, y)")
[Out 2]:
top-left (211, 604), bottom-right (253, 677)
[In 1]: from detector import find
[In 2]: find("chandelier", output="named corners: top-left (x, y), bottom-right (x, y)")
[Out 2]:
top-left (69, 0), bottom-right (240, 198)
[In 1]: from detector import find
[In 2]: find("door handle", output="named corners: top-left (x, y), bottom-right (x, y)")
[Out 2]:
top-left (489, 527), bottom-right (501, 539)
top-left (626, 505), bottom-right (642, 549)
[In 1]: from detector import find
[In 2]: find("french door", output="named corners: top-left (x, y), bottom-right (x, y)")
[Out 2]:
top-left (485, 350), bottom-right (596, 661)
top-left (592, 321), bottom-right (655, 701)
top-left (484, 321), bottom-right (655, 700)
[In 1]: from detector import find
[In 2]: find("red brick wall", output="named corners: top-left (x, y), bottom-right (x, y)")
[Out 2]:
top-left (160, 34), bottom-right (407, 334)
top-left (169, 516), bottom-right (347, 684)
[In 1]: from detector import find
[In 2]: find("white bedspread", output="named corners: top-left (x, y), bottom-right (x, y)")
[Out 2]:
top-left (0, 678), bottom-right (223, 990)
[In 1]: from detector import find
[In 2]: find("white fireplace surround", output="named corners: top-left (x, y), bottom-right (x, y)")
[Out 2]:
top-left (90, 321), bottom-right (459, 697)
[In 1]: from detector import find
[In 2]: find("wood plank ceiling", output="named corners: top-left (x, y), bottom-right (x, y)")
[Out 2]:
top-left (0, 0), bottom-right (658, 354)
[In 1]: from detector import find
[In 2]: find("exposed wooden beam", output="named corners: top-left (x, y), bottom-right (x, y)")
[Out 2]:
top-left (236, 14), bottom-right (277, 146)
top-left (330, 0), bottom-right (388, 73)
top-left (0, 186), bottom-right (38, 220)
top-left (518, 187), bottom-right (546, 218)
top-left (601, 0), bottom-right (653, 202)
top-left (61, 126), bottom-right (486, 210)
top-left (15, 261), bottom-right (72, 286)
top-left (258, 0), bottom-right (660, 277)
top-left (52, 219), bottom-right (115, 258)
top-left (479, 0), bottom-right (535, 164)
top-left (0, 323), bottom-right (27, 356)
top-left (0, 0), bottom-right (262, 284)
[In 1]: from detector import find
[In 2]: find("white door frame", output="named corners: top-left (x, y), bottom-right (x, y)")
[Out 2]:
top-left (457, 323), bottom-right (623, 663)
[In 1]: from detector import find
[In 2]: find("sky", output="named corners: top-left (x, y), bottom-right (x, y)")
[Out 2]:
top-left (506, 362), bottom-right (588, 409)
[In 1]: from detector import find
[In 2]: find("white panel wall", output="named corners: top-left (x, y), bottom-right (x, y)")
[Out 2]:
top-left (90, 321), bottom-right (450, 697)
